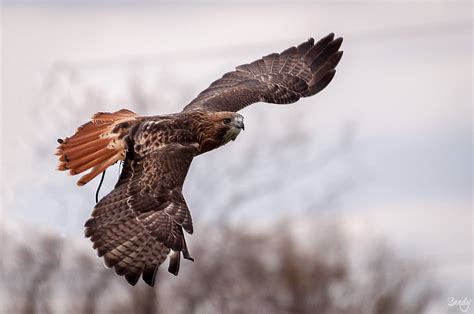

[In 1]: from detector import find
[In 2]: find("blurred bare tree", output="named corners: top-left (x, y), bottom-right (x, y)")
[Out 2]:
top-left (2, 235), bottom-right (63, 314)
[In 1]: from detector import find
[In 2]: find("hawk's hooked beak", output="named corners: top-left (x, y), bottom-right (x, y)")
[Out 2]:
top-left (236, 120), bottom-right (245, 131)
top-left (234, 116), bottom-right (244, 131)
top-left (225, 116), bottom-right (244, 142)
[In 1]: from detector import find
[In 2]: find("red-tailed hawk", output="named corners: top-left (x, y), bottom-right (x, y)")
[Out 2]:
top-left (56, 33), bottom-right (343, 286)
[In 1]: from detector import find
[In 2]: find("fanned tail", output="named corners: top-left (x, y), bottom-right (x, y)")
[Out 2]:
top-left (55, 109), bottom-right (139, 186)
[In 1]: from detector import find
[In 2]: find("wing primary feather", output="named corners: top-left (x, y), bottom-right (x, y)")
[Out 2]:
top-left (305, 70), bottom-right (337, 96)
top-left (168, 251), bottom-right (181, 276)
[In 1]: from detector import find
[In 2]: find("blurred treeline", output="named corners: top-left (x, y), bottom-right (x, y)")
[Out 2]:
top-left (1, 219), bottom-right (436, 314)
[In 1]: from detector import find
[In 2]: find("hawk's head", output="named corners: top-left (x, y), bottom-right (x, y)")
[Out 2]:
top-left (219, 112), bottom-right (244, 142)
top-left (196, 111), bottom-right (245, 152)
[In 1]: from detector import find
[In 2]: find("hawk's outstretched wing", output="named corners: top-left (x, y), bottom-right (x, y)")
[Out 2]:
top-left (84, 143), bottom-right (196, 286)
top-left (182, 33), bottom-right (343, 113)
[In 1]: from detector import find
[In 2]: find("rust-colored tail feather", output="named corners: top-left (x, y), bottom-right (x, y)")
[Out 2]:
top-left (56, 109), bottom-right (139, 186)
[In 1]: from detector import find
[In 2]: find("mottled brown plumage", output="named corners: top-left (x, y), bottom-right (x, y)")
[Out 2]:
top-left (56, 33), bottom-right (343, 286)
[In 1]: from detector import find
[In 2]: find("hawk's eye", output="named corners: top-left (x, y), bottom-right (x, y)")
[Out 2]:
top-left (223, 118), bottom-right (231, 125)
